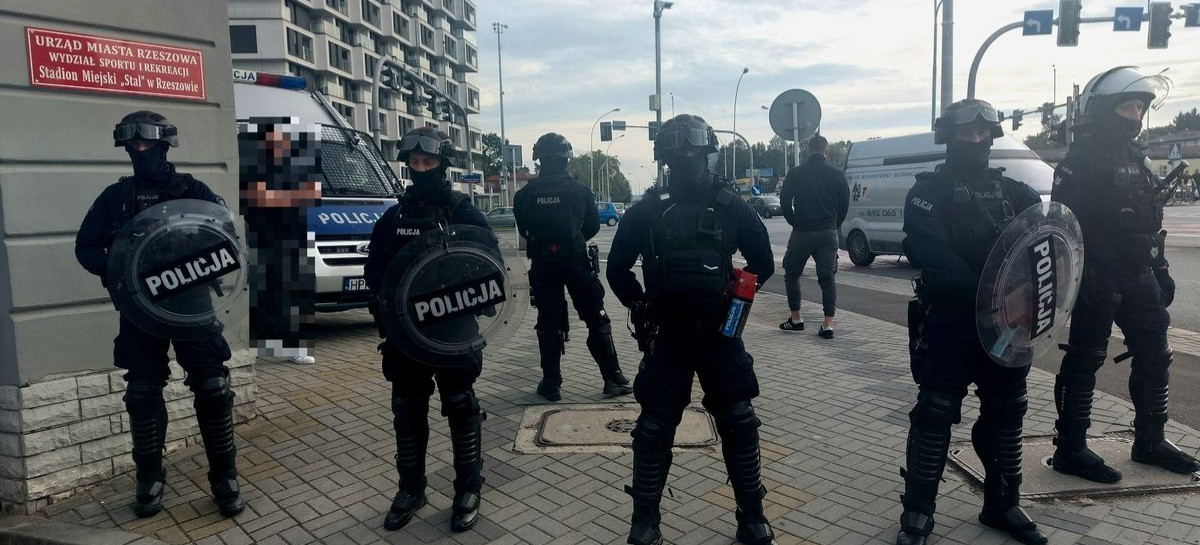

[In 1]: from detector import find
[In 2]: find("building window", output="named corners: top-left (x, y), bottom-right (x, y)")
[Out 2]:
top-left (335, 19), bottom-right (356, 46)
top-left (365, 54), bottom-right (377, 78)
top-left (467, 88), bottom-right (479, 109)
top-left (287, 1), bottom-right (314, 30)
top-left (392, 13), bottom-right (410, 37)
top-left (400, 117), bottom-right (414, 136)
top-left (378, 112), bottom-right (388, 135)
top-left (329, 42), bottom-right (351, 72)
top-left (229, 25), bottom-right (257, 53)
top-left (333, 101), bottom-right (355, 121)
top-left (362, 0), bottom-right (382, 27)
top-left (326, 0), bottom-right (348, 15)
top-left (287, 28), bottom-right (314, 61)
top-left (443, 36), bottom-right (457, 58)
top-left (371, 33), bottom-right (386, 55)
top-left (466, 46), bottom-right (476, 67)
top-left (420, 25), bottom-right (435, 49)
top-left (286, 62), bottom-right (317, 88)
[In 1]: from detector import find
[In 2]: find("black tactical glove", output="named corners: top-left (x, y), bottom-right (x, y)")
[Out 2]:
top-left (1155, 268), bottom-right (1176, 307)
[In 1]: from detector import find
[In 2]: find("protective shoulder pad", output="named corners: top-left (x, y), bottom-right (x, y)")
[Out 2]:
top-left (712, 186), bottom-right (737, 208)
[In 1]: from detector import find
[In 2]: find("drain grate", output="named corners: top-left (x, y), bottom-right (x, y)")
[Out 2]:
top-left (605, 418), bottom-right (638, 434)
top-left (949, 432), bottom-right (1200, 500)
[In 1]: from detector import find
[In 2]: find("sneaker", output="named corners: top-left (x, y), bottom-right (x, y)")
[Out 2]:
top-left (287, 354), bottom-right (316, 365)
top-left (779, 318), bottom-right (804, 331)
top-left (818, 325), bottom-right (834, 339)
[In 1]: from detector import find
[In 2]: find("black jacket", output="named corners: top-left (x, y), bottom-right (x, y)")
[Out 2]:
top-left (75, 170), bottom-right (226, 281)
top-left (363, 192), bottom-right (491, 293)
top-left (512, 171), bottom-right (600, 259)
top-left (779, 154), bottom-right (850, 231)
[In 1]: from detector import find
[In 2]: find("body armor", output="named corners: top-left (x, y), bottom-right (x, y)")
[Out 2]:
top-left (644, 183), bottom-right (739, 322)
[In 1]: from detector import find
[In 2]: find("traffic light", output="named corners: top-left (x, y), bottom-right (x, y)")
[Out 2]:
top-left (1185, 3), bottom-right (1200, 27)
top-left (425, 93), bottom-right (439, 116)
top-left (648, 121), bottom-right (660, 140)
top-left (1012, 109), bottom-right (1024, 131)
top-left (1148, 2), bottom-right (1173, 49)
top-left (400, 74), bottom-right (421, 104)
top-left (379, 67), bottom-right (395, 88)
top-left (440, 100), bottom-right (455, 122)
top-left (600, 121), bottom-right (613, 142)
top-left (1041, 102), bottom-right (1054, 127)
top-left (1058, 0), bottom-right (1082, 46)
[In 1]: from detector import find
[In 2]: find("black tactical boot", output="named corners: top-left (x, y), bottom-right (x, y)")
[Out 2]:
top-left (193, 377), bottom-right (244, 517)
top-left (975, 392), bottom-right (1046, 545)
top-left (717, 402), bottom-right (776, 545)
top-left (1131, 366), bottom-right (1200, 473)
top-left (537, 329), bottom-right (564, 401)
top-left (446, 393), bottom-right (485, 532)
top-left (124, 380), bottom-right (168, 518)
top-left (627, 416), bottom-right (673, 545)
top-left (896, 392), bottom-right (957, 545)
top-left (588, 322), bottom-right (633, 397)
top-left (1051, 374), bottom-right (1121, 483)
top-left (385, 392), bottom-right (430, 530)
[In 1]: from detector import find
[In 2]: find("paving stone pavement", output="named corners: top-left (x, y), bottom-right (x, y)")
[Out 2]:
top-left (30, 267), bottom-right (1200, 545)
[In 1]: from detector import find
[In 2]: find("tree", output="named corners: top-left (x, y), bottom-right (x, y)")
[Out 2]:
top-left (1171, 107), bottom-right (1200, 132)
top-left (1023, 112), bottom-right (1064, 150)
top-left (565, 150), bottom-right (632, 202)
top-left (480, 132), bottom-right (503, 178)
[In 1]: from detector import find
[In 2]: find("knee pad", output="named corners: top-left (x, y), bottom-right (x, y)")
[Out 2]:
top-left (192, 376), bottom-right (234, 411)
top-left (123, 379), bottom-right (165, 409)
top-left (910, 390), bottom-right (962, 428)
top-left (712, 400), bottom-right (760, 437)
top-left (440, 390), bottom-right (481, 419)
top-left (631, 412), bottom-right (676, 450)
top-left (1061, 343), bottom-right (1108, 375)
top-left (978, 389), bottom-right (1029, 424)
top-left (391, 393), bottom-right (430, 419)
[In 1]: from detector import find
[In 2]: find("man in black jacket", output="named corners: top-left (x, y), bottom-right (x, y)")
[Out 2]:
top-left (777, 135), bottom-right (849, 338)
top-left (76, 111), bottom-right (245, 519)
top-left (513, 132), bottom-right (632, 401)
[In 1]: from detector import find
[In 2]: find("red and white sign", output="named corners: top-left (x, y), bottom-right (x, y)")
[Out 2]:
top-left (26, 27), bottom-right (205, 101)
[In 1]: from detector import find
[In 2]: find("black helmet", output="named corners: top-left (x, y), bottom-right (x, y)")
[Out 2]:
top-left (933, 99), bottom-right (1003, 145)
top-left (532, 132), bottom-right (573, 161)
top-left (654, 114), bottom-right (719, 160)
top-left (114, 110), bottom-right (179, 147)
top-left (397, 126), bottom-right (459, 166)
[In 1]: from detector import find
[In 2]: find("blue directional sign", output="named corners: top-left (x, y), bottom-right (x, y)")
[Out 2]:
top-left (750, 183), bottom-right (763, 196)
top-left (462, 173), bottom-right (482, 183)
top-left (1114, 6), bottom-right (1145, 31)
top-left (1023, 10), bottom-right (1054, 35)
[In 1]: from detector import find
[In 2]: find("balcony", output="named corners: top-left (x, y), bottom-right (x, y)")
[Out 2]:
top-left (451, 0), bottom-right (476, 30)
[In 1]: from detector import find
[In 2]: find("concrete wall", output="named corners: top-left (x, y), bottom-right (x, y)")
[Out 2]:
top-left (0, 0), bottom-right (256, 512)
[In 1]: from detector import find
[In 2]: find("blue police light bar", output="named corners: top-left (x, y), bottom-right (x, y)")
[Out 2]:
top-left (231, 69), bottom-right (307, 90)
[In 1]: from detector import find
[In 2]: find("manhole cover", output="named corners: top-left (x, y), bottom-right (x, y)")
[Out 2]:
top-left (605, 419), bottom-right (638, 434)
top-left (516, 405), bottom-right (718, 450)
top-left (949, 432), bottom-right (1200, 500)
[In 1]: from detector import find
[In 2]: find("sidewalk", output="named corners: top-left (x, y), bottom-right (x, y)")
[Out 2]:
top-left (22, 276), bottom-right (1200, 545)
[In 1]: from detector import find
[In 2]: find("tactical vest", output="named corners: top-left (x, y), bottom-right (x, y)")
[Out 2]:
top-left (1108, 148), bottom-right (1162, 236)
top-left (110, 174), bottom-right (193, 245)
top-left (521, 177), bottom-right (585, 259)
top-left (1073, 144), bottom-right (1162, 262)
top-left (943, 169), bottom-right (1017, 272)
top-left (381, 190), bottom-right (470, 256)
top-left (643, 184), bottom-right (739, 322)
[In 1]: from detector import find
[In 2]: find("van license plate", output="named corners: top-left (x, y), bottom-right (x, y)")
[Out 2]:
top-left (343, 277), bottom-right (368, 292)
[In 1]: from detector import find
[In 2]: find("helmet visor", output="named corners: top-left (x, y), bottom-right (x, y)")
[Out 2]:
top-left (398, 134), bottom-right (446, 156)
top-left (114, 122), bottom-right (176, 143)
top-left (945, 101), bottom-right (1000, 126)
top-left (657, 127), bottom-right (713, 151)
top-left (1116, 72), bottom-right (1173, 111)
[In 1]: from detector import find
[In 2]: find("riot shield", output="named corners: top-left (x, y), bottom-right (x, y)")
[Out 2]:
top-left (106, 199), bottom-right (248, 339)
top-left (976, 201), bottom-right (1084, 368)
top-left (378, 224), bottom-right (528, 367)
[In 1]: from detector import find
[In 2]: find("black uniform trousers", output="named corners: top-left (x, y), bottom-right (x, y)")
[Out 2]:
top-left (529, 257), bottom-right (607, 329)
top-left (114, 315), bottom-right (232, 385)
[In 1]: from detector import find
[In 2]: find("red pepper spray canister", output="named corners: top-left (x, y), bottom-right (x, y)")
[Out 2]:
top-left (720, 268), bottom-right (758, 338)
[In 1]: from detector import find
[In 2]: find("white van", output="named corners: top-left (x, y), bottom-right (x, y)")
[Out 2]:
top-left (840, 132), bottom-right (1054, 266)
top-left (233, 70), bottom-right (401, 310)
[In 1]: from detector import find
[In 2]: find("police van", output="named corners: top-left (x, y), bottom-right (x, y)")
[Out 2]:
top-left (840, 132), bottom-right (1054, 266)
top-left (233, 70), bottom-right (401, 310)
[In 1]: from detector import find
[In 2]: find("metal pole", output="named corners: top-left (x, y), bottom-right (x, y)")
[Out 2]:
top-left (604, 135), bottom-right (623, 201)
top-left (493, 23), bottom-right (509, 207)
top-left (590, 108), bottom-right (620, 194)
top-left (733, 67), bottom-right (748, 183)
top-left (791, 102), bottom-right (801, 167)
top-left (969, 16), bottom-right (1118, 99)
top-left (940, 0), bottom-right (953, 110)
top-left (713, 129), bottom-right (753, 189)
top-left (654, 1), bottom-right (671, 186)
top-left (1053, 64), bottom-right (1057, 107)
top-left (931, 0), bottom-right (941, 129)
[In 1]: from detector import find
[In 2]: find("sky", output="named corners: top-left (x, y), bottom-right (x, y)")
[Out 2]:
top-left (471, 0), bottom-right (1200, 195)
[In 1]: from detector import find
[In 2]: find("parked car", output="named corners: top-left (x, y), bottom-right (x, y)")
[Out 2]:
top-left (486, 206), bottom-right (516, 228)
top-left (748, 196), bottom-right (783, 219)
top-left (597, 201), bottom-right (621, 226)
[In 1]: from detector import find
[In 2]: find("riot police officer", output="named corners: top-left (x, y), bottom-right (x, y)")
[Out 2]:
top-left (607, 114), bottom-right (777, 545)
top-left (365, 127), bottom-right (493, 533)
top-left (75, 111), bottom-right (245, 518)
top-left (513, 132), bottom-right (633, 401)
top-left (1050, 66), bottom-right (1198, 483)
top-left (897, 99), bottom-right (1046, 545)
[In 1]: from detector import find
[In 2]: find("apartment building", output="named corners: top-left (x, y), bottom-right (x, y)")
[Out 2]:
top-left (228, 0), bottom-right (481, 183)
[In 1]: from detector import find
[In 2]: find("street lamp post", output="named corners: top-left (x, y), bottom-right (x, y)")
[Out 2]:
top-left (654, 0), bottom-right (674, 185)
top-left (732, 67), bottom-right (748, 183)
top-left (493, 22), bottom-right (509, 206)
top-left (589, 107), bottom-right (621, 195)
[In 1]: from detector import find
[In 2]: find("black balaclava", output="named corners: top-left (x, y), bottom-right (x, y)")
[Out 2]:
top-left (665, 152), bottom-right (707, 195)
top-left (945, 138), bottom-right (992, 175)
top-left (127, 141), bottom-right (170, 182)
top-left (408, 162), bottom-right (451, 203)
top-left (1094, 108), bottom-right (1144, 142)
